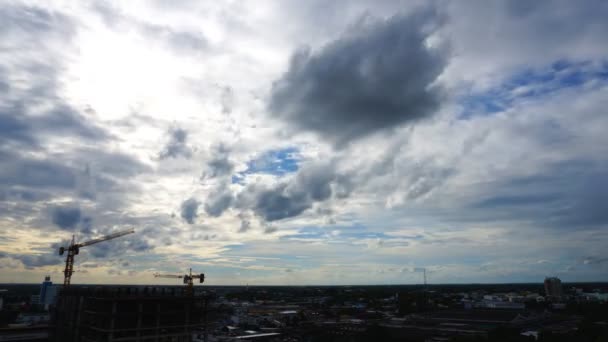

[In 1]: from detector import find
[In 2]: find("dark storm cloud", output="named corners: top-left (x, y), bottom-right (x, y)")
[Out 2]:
top-left (269, 9), bottom-right (447, 146)
top-left (180, 198), bottom-right (200, 224)
top-left (159, 127), bottom-right (192, 159)
top-left (237, 162), bottom-right (352, 222)
top-left (14, 254), bottom-right (61, 269)
top-left (204, 186), bottom-right (233, 217)
top-left (52, 206), bottom-right (81, 230)
top-left (250, 184), bottom-right (310, 222)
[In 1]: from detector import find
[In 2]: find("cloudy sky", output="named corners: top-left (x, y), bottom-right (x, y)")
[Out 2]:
top-left (1, 0), bottom-right (607, 285)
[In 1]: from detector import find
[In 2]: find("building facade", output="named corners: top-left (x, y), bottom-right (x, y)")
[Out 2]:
top-left (53, 286), bottom-right (208, 342)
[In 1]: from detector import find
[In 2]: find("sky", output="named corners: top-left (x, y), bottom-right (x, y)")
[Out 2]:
top-left (1, 0), bottom-right (608, 286)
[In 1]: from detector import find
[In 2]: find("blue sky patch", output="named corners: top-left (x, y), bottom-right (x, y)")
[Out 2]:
top-left (280, 224), bottom-right (398, 242)
top-left (460, 60), bottom-right (608, 118)
top-left (233, 147), bottom-right (300, 184)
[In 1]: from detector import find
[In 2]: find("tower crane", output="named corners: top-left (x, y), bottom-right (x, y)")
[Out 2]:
top-left (153, 268), bottom-right (205, 296)
top-left (58, 228), bottom-right (135, 287)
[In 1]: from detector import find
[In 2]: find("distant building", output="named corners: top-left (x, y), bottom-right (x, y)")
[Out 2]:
top-left (39, 276), bottom-right (52, 303)
top-left (544, 277), bottom-right (563, 298)
top-left (29, 276), bottom-right (57, 310)
top-left (39, 276), bottom-right (57, 310)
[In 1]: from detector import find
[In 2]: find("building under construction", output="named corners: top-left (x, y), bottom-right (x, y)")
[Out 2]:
top-left (53, 286), bottom-right (208, 342)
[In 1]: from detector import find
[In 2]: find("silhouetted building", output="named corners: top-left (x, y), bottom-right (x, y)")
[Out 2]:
top-left (544, 277), bottom-right (563, 298)
top-left (39, 276), bottom-right (57, 310)
top-left (53, 286), bottom-right (208, 342)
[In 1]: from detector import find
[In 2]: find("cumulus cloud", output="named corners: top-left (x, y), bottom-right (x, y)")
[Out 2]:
top-left (204, 185), bottom-right (233, 217)
top-left (238, 218), bottom-right (251, 233)
top-left (201, 144), bottom-right (234, 179)
top-left (159, 127), bottom-right (192, 159)
top-left (269, 9), bottom-right (447, 146)
top-left (236, 161), bottom-right (351, 222)
top-left (180, 198), bottom-right (200, 224)
top-left (93, 2), bottom-right (208, 54)
top-left (0, 2), bottom-right (148, 223)
top-left (2, 0), bottom-right (608, 284)
top-left (15, 253), bottom-right (61, 269)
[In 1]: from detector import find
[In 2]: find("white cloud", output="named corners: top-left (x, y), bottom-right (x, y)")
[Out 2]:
top-left (0, 0), bottom-right (607, 284)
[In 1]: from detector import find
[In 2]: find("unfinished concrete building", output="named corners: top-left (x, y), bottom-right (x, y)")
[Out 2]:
top-left (53, 287), bottom-right (208, 342)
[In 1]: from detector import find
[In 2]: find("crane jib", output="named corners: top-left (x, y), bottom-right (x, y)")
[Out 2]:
top-left (58, 228), bottom-right (135, 287)
top-left (78, 228), bottom-right (135, 247)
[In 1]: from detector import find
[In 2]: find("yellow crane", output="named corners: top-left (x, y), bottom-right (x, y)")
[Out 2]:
top-left (58, 228), bottom-right (135, 287)
top-left (153, 268), bottom-right (205, 296)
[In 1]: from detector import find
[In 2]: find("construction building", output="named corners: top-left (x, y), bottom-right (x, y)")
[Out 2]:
top-left (53, 286), bottom-right (208, 342)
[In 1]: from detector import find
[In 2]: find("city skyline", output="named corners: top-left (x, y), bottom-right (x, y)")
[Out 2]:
top-left (1, 0), bottom-right (608, 285)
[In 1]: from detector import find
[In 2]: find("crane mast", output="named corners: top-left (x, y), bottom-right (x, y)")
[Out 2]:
top-left (58, 228), bottom-right (135, 287)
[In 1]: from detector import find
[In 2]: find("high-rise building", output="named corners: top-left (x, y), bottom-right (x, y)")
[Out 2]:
top-left (544, 277), bottom-right (563, 298)
top-left (39, 276), bottom-right (52, 303)
top-left (38, 275), bottom-right (57, 310)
